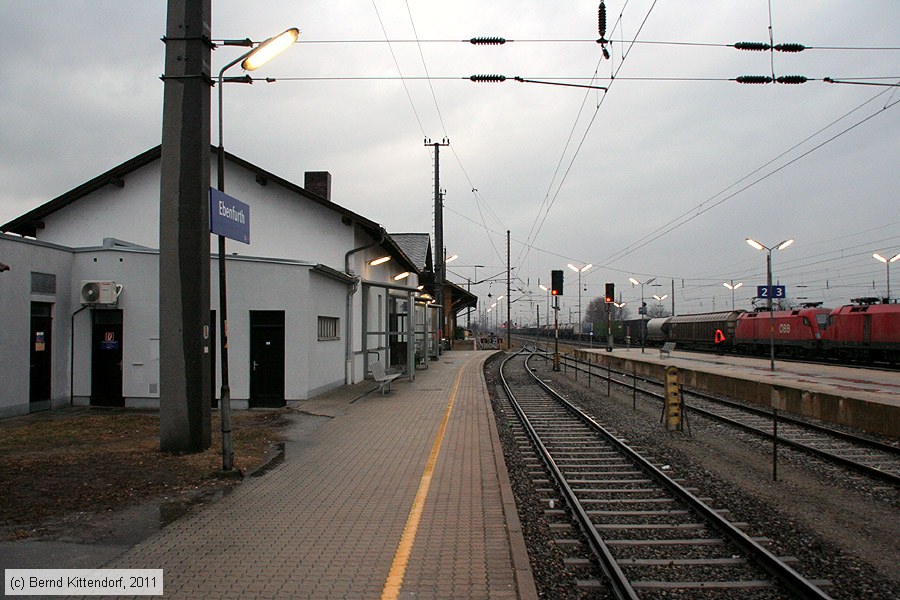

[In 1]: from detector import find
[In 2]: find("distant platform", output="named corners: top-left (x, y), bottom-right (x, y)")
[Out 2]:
top-left (575, 347), bottom-right (900, 438)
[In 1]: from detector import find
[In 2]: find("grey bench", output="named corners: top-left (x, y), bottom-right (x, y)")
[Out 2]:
top-left (370, 360), bottom-right (401, 395)
top-left (659, 342), bottom-right (676, 358)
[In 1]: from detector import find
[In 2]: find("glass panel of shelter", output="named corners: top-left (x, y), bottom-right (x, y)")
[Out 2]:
top-left (362, 283), bottom-right (419, 380)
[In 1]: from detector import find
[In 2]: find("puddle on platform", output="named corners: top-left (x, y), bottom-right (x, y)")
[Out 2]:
top-left (249, 442), bottom-right (286, 478)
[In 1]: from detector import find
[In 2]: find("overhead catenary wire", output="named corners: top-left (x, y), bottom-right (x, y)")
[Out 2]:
top-left (284, 37), bottom-right (900, 52)
top-left (517, 0), bottom-right (661, 270)
top-left (594, 86), bottom-right (900, 271)
top-left (218, 9), bottom-right (896, 311)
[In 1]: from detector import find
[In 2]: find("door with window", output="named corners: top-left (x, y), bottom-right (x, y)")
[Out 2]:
top-left (91, 309), bottom-right (124, 406)
top-left (249, 311), bottom-right (285, 408)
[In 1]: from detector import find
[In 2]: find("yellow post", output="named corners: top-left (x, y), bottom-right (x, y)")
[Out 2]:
top-left (665, 366), bottom-right (682, 431)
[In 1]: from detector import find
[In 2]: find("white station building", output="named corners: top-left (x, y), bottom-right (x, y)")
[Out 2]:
top-left (0, 146), bottom-right (474, 418)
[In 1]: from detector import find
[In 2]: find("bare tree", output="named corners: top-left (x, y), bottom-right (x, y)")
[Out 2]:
top-left (646, 303), bottom-right (670, 318)
top-left (585, 297), bottom-right (630, 331)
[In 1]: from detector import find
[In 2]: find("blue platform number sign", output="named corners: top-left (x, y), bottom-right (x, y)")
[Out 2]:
top-left (209, 188), bottom-right (251, 244)
top-left (757, 285), bottom-right (786, 299)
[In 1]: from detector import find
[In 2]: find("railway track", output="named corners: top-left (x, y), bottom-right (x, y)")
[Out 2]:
top-left (499, 348), bottom-right (832, 599)
top-left (549, 352), bottom-right (900, 487)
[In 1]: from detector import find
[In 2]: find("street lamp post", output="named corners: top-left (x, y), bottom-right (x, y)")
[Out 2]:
top-left (629, 277), bottom-right (655, 353)
top-left (723, 280), bottom-right (743, 310)
top-left (538, 284), bottom-right (551, 329)
top-left (746, 237), bottom-right (794, 371)
top-left (873, 252), bottom-right (900, 303)
top-left (567, 263), bottom-right (592, 341)
top-left (216, 28), bottom-right (298, 472)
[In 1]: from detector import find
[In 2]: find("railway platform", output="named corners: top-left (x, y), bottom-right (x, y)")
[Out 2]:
top-left (575, 346), bottom-right (900, 438)
top-left (88, 349), bottom-right (536, 599)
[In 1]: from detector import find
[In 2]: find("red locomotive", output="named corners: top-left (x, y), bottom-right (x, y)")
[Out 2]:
top-left (642, 299), bottom-right (898, 364)
top-left (733, 306), bottom-right (832, 357)
top-left (822, 299), bottom-right (900, 363)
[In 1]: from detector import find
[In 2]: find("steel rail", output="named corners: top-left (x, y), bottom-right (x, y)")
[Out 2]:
top-left (498, 349), bottom-right (639, 600)
top-left (575, 352), bottom-right (899, 456)
top-left (553, 353), bottom-right (900, 486)
top-left (518, 351), bottom-right (833, 600)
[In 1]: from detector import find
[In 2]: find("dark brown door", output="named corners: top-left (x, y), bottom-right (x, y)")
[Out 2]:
top-left (249, 311), bottom-right (285, 408)
top-left (30, 303), bottom-right (53, 405)
top-left (91, 309), bottom-right (124, 406)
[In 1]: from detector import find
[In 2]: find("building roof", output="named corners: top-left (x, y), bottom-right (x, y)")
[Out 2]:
top-left (389, 233), bottom-right (432, 272)
top-left (1, 145), bottom-right (419, 274)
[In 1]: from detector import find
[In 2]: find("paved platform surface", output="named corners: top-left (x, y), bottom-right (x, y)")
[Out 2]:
top-left (89, 350), bottom-right (537, 599)
top-left (587, 347), bottom-right (900, 408)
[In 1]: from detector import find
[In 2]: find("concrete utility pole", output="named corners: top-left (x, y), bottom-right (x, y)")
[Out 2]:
top-left (159, 0), bottom-right (212, 452)
top-left (506, 230), bottom-right (511, 350)
top-left (425, 138), bottom-right (449, 348)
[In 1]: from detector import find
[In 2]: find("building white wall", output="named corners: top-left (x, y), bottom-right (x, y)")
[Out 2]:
top-left (70, 246), bottom-right (160, 405)
top-left (1, 151), bottom-right (422, 417)
top-left (307, 270), bottom-right (352, 397)
top-left (0, 236), bottom-right (75, 417)
top-left (34, 157), bottom-right (357, 270)
top-left (37, 167), bottom-right (162, 250)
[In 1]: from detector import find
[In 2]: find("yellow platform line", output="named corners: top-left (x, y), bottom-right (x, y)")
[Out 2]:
top-left (380, 361), bottom-right (466, 600)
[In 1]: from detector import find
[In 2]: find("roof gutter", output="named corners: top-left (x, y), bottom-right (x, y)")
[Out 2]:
top-left (344, 228), bottom-right (386, 384)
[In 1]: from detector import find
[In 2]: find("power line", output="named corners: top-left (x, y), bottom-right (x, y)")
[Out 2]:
top-left (290, 38), bottom-right (900, 52)
top-left (595, 87), bottom-right (900, 270)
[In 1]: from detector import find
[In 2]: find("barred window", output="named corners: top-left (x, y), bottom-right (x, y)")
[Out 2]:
top-left (318, 316), bottom-right (340, 341)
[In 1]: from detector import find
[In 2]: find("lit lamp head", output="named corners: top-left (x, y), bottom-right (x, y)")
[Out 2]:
top-left (873, 252), bottom-right (900, 264)
top-left (775, 238), bottom-right (794, 251)
top-left (745, 238), bottom-right (765, 251)
top-left (241, 28), bottom-right (300, 71)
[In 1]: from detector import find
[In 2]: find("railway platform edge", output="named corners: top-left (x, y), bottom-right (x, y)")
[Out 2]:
top-left (574, 348), bottom-right (899, 438)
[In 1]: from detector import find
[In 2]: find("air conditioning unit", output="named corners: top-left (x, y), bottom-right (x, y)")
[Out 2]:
top-left (80, 281), bottom-right (122, 305)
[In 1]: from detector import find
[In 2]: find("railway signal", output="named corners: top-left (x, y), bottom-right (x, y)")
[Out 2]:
top-left (551, 270), bottom-right (564, 296)
top-left (605, 282), bottom-right (615, 303)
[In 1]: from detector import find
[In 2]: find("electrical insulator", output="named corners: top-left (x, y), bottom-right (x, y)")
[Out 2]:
top-left (736, 75), bottom-right (773, 84)
top-left (776, 75), bottom-right (808, 84)
top-left (470, 37), bottom-right (506, 45)
top-left (598, 1), bottom-right (607, 38)
top-left (774, 43), bottom-right (806, 53)
top-left (602, 47), bottom-right (610, 60)
top-left (469, 74), bottom-right (507, 82)
top-left (734, 42), bottom-right (771, 51)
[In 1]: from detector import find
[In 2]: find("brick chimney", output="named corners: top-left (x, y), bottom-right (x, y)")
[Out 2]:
top-left (304, 171), bottom-right (332, 201)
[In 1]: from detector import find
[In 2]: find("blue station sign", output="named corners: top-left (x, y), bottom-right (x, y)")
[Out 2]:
top-left (209, 188), bottom-right (250, 244)
top-left (756, 285), bottom-right (786, 299)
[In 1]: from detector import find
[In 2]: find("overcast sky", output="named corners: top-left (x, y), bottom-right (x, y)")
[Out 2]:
top-left (2, 1), bottom-right (898, 324)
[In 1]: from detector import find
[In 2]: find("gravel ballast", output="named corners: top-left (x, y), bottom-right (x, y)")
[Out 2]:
top-left (486, 351), bottom-right (899, 599)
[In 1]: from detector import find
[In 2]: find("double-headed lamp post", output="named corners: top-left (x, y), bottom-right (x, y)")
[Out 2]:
top-left (873, 252), bottom-right (900, 303)
top-left (723, 280), bottom-right (743, 310)
top-left (746, 237), bottom-right (793, 371)
top-left (567, 263), bottom-right (592, 340)
top-left (216, 28), bottom-right (298, 472)
top-left (652, 294), bottom-right (668, 312)
top-left (629, 277), bottom-right (655, 353)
